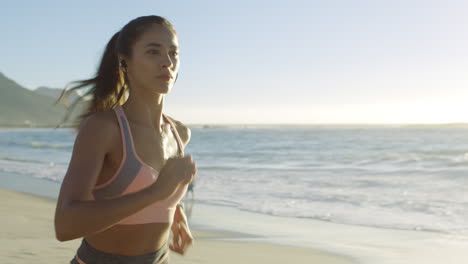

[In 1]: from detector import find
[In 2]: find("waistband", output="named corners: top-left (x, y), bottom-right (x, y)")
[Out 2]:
top-left (71, 239), bottom-right (169, 264)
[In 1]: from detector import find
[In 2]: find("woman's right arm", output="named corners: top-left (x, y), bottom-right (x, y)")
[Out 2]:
top-left (54, 113), bottom-right (170, 242)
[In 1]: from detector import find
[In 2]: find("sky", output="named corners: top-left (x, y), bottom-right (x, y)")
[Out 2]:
top-left (1, 0), bottom-right (468, 124)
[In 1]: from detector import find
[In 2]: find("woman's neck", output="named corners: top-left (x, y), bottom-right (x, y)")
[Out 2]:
top-left (121, 90), bottom-right (165, 133)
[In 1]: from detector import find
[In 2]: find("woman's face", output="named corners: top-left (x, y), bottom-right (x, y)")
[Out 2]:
top-left (125, 23), bottom-right (180, 95)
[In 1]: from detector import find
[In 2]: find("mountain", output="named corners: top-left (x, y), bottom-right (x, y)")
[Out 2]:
top-left (0, 72), bottom-right (87, 127)
top-left (34, 86), bottom-right (81, 108)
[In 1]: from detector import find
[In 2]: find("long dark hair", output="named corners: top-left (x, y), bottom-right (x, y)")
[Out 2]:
top-left (55, 15), bottom-right (177, 130)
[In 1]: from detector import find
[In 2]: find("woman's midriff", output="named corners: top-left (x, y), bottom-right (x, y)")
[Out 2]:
top-left (84, 222), bottom-right (172, 256)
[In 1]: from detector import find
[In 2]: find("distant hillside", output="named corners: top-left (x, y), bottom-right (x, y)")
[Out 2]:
top-left (0, 72), bottom-right (87, 127)
top-left (34, 86), bottom-right (81, 107)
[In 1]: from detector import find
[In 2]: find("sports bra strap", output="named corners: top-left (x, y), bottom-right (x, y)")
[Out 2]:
top-left (163, 114), bottom-right (185, 157)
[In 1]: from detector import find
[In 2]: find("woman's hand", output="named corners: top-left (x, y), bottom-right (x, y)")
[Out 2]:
top-left (169, 205), bottom-right (194, 255)
top-left (150, 156), bottom-right (196, 200)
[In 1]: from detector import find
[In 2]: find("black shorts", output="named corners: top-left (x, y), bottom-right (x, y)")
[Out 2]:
top-left (70, 239), bottom-right (169, 264)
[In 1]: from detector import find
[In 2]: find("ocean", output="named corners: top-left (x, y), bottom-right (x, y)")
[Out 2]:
top-left (1, 126), bottom-right (467, 237)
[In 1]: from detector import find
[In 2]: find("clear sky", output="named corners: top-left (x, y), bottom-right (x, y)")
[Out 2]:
top-left (2, 0), bottom-right (468, 124)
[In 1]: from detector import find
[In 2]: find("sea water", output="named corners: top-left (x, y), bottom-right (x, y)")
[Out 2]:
top-left (0, 126), bottom-right (467, 236)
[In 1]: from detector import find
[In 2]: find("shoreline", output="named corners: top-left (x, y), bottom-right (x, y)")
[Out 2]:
top-left (3, 123), bottom-right (468, 129)
top-left (1, 170), bottom-right (468, 263)
top-left (0, 188), bottom-right (356, 264)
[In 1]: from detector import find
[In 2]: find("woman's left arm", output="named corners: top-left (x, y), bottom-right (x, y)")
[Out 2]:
top-left (169, 203), bottom-right (194, 255)
top-left (168, 118), bottom-right (194, 255)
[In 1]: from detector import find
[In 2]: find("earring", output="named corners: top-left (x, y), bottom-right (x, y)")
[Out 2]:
top-left (119, 59), bottom-right (127, 69)
top-left (174, 73), bottom-right (178, 83)
top-left (120, 60), bottom-right (128, 78)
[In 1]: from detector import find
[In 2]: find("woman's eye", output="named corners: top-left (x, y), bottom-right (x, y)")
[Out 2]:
top-left (148, 50), bottom-right (159, 54)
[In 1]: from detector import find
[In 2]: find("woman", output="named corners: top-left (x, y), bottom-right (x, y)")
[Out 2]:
top-left (54, 15), bottom-right (197, 264)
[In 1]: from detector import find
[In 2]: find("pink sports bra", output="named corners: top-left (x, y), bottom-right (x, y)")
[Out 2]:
top-left (90, 105), bottom-right (188, 225)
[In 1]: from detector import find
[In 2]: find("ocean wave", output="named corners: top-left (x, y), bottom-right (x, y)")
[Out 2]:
top-left (30, 141), bottom-right (72, 149)
top-left (0, 160), bottom-right (66, 183)
top-left (196, 197), bottom-right (468, 235)
top-left (0, 156), bottom-right (45, 164)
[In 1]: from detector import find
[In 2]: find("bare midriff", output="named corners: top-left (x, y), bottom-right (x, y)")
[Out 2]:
top-left (85, 222), bottom-right (172, 255)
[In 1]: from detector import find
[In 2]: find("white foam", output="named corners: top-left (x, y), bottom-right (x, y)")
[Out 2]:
top-left (0, 159), bottom-right (66, 183)
top-left (189, 203), bottom-right (468, 264)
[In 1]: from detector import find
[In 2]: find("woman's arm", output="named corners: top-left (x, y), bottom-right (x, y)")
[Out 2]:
top-left (170, 202), bottom-right (194, 255)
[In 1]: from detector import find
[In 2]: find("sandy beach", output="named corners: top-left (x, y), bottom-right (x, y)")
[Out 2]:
top-left (0, 189), bottom-right (354, 264)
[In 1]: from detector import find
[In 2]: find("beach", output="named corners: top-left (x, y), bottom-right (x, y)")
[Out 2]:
top-left (1, 127), bottom-right (468, 263)
top-left (3, 0), bottom-right (468, 262)
top-left (3, 188), bottom-right (468, 264)
top-left (0, 189), bottom-right (354, 264)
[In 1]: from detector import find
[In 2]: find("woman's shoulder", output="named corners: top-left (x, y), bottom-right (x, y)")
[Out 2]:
top-left (165, 114), bottom-right (191, 147)
top-left (66, 110), bottom-right (121, 171)
top-left (80, 110), bottom-right (119, 131)
top-left (76, 110), bottom-right (120, 143)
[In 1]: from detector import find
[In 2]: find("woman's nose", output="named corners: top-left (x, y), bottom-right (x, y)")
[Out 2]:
top-left (161, 52), bottom-right (173, 68)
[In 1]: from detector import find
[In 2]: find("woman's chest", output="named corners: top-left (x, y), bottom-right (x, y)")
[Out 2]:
top-left (108, 124), bottom-right (180, 170)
